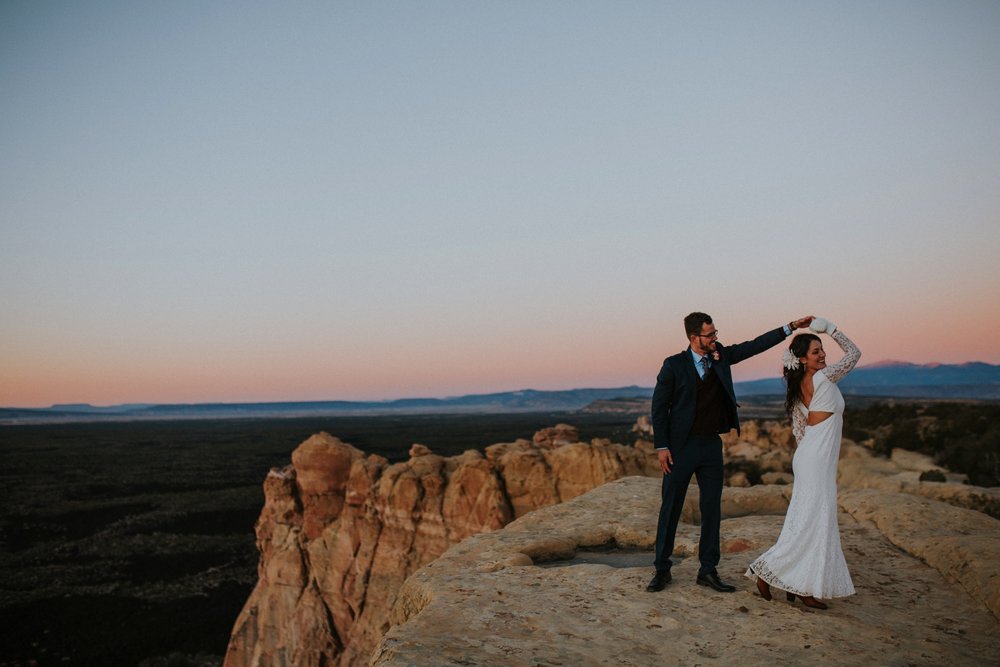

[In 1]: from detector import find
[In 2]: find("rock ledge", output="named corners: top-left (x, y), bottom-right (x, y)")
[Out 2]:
top-left (373, 477), bottom-right (1000, 666)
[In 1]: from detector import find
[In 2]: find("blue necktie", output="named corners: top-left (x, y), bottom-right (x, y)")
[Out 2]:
top-left (700, 356), bottom-right (710, 378)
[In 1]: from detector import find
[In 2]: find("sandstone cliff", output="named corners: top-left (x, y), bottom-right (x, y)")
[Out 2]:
top-left (224, 426), bottom-right (659, 666)
top-left (227, 422), bottom-right (1000, 666)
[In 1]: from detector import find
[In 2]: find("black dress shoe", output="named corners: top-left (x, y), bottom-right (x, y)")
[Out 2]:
top-left (696, 570), bottom-right (736, 592)
top-left (646, 570), bottom-right (672, 592)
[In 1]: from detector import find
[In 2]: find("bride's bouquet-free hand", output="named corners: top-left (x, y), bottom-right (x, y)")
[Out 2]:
top-left (809, 317), bottom-right (837, 335)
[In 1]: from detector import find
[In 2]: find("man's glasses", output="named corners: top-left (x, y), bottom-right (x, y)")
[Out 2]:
top-left (696, 330), bottom-right (719, 339)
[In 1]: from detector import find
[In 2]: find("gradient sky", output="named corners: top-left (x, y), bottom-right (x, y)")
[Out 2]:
top-left (2, 1), bottom-right (999, 408)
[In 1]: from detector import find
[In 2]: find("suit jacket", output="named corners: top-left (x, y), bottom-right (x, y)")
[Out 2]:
top-left (651, 327), bottom-right (787, 451)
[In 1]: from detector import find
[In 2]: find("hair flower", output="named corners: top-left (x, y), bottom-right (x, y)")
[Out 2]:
top-left (782, 349), bottom-right (800, 371)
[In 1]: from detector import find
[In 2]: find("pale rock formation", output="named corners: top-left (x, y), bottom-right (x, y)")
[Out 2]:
top-left (228, 422), bottom-right (1000, 666)
top-left (839, 442), bottom-right (1000, 518)
top-left (483, 436), bottom-right (659, 518)
top-left (728, 471), bottom-right (751, 487)
top-left (373, 477), bottom-right (1000, 666)
top-left (632, 414), bottom-right (652, 436)
top-left (721, 419), bottom-right (795, 474)
top-left (678, 480), bottom-right (793, 525)
top-left (839, 488), bottom-right (1000, 620)
top-left (224, 430), bottom-right (659, 667)
top-left (291, 433), bottom-right (366, 540)
top-left (635, 417), bottom-right (796, 478)
top-left (761, 471), bottom-right (794, 485)
top-left (531, 423), bottom-right (580, 447)
top-left (890, 446), bottom-right (942, 472)
top-left (890, 446), bottom-right (968, 483)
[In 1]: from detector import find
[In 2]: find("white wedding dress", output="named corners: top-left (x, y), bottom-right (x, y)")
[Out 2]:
top-left (745, 330), bottom-right (861, 598)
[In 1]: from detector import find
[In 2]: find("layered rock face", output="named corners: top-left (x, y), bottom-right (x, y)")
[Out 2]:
top-left (224, 428), bottom-right (658, 666)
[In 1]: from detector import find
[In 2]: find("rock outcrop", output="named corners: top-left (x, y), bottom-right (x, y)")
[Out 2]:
top-left (227, 422), bottom-right (1000, 666)
top-left (838, 441), bottom-right (1000, 518)
top-left (635, 417), bottom-right (795, 476)
top-left (372, 477), bottom-right (1000, 666)
top-left (889, 447), bottom-right (968, 483)
top-left (224, 430), bottom-right (658, 666)
top-left (721, 419), bottom-right (795, 472)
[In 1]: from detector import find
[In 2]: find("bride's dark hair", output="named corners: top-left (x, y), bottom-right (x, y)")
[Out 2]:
top-left (784, 333), bottom-right (821, 414)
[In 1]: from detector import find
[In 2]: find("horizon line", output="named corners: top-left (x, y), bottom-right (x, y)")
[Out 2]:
top-left (3, 357), bottom-right (997, 411)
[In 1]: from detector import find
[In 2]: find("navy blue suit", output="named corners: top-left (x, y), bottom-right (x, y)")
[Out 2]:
top-left (651, 327), bottom-right (787, 575)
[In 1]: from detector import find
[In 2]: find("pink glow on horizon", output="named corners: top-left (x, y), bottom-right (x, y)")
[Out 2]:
top-left (4, 318), bottom-right (999, 408)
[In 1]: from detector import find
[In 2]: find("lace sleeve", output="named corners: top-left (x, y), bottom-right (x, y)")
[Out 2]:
top-left (791, 404), bottom-right (806, 444)
top-left (823, 330), bottom-right (861, 384)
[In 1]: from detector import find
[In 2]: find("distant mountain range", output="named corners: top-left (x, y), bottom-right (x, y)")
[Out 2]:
top-left (0, 387), bottom-right (653, 424)
top-left (2, 361), bottom-right (997, 424)
top-left (735, 360), bottom-right (1000, 399)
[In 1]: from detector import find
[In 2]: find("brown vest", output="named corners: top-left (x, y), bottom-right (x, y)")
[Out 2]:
top-left (691, 367), bottom-right (728, 435)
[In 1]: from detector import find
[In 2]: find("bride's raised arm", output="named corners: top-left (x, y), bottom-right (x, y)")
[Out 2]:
top-left (824, 330), bottom-right (861, 384)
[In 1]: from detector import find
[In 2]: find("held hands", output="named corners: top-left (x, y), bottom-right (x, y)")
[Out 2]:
top-left (789, 314), bottom-right (836, 334)
top-left (789, 316), bottom-right (815, 330)
top-left (657, 448), bottom-right (673, 474)
top-left (809, 317), bottom-right (837, 335)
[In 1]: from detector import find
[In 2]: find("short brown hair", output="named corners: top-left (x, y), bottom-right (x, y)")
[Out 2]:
top-left (684, 312), bottom-right (713, 338)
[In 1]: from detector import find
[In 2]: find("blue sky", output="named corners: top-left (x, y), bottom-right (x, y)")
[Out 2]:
top-left (2, 1), bottom-right (999, 406)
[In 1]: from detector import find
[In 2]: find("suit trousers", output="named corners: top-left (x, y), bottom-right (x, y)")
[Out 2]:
top-left (653, 434), bottom-right (724, 576)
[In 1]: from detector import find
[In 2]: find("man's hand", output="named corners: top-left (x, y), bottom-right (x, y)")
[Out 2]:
top-left (657, 448), bottom-right (673, 474)
top-left (790, 315), bottom-right (815, 330)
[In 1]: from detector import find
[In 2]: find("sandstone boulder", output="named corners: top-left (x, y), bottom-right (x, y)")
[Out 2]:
top-left (728, 471), bottom-right (751, 487)
top-left (721, 419), bottom-right (795, 474)
top-left (291, 433), bottom-right (365, 539)
top-left (761, 471), bottom-right (793, 485)
top-left (632, 414), bottom-right (653, 436)
top-left (532, 423), bottom-right (580, 447)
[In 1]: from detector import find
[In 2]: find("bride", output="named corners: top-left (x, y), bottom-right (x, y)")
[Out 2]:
top-left (745, 316), bottom-right (861, 609)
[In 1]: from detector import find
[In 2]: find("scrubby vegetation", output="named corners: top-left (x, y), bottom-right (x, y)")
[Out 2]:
top-left (844, 402), bottom-right (1000, 487)
top-left (919, 469), bottom-right (947, 482)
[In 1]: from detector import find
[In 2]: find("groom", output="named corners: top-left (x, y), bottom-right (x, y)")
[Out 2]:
top-left (647, 312), bottom-right (813, 593)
